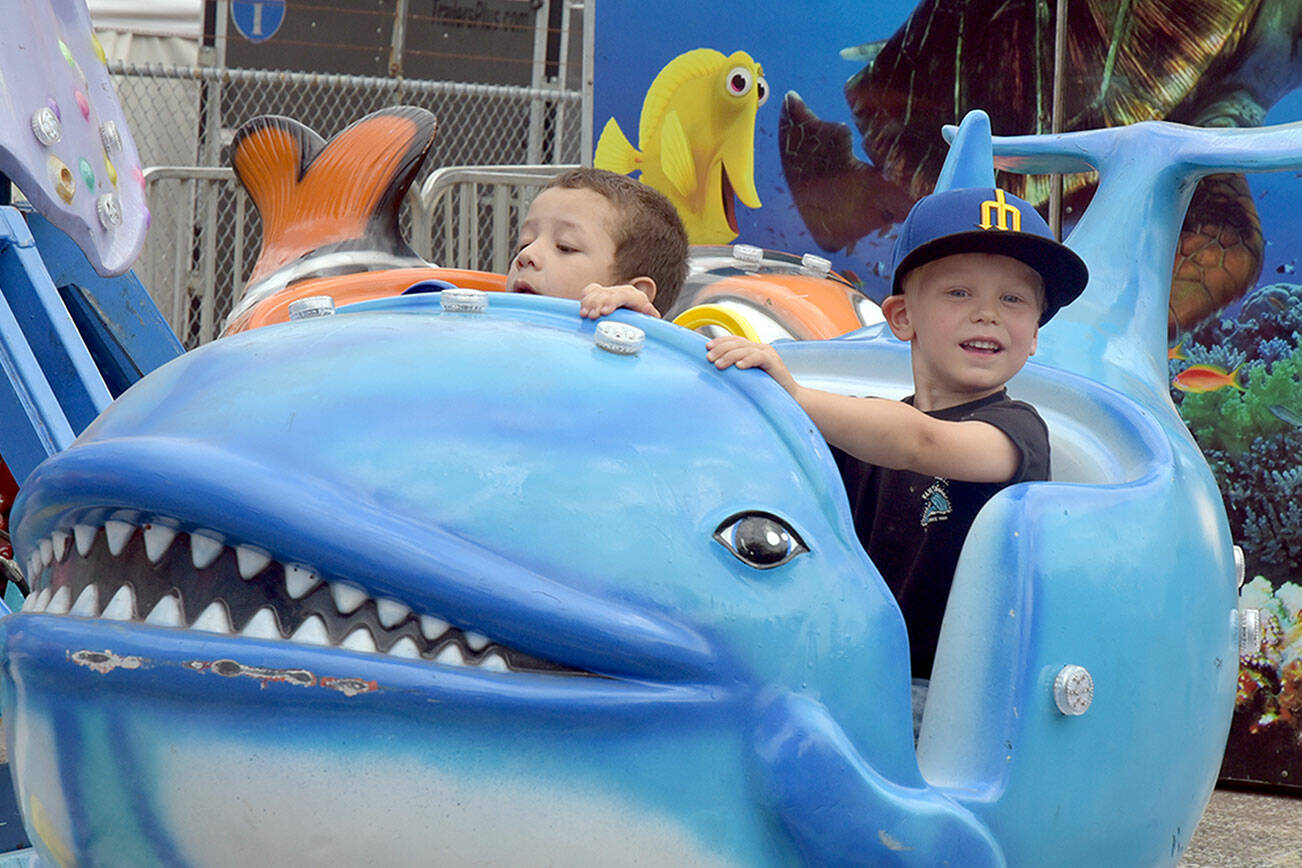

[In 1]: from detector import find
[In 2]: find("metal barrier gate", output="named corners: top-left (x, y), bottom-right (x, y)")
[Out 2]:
top-left (111, 0), bottom-right (589, 348)
top-left (144, 164), bottom-right (575, 347)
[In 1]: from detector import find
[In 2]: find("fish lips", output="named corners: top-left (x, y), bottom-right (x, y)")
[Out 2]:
top-left (12, 437), bottom-right (722, 688)
top-left (0, 614), bottom-right (721, 723)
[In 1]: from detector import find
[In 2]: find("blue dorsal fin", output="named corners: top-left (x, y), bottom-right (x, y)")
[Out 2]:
top-left (934, 110), bottom-right (996, 191)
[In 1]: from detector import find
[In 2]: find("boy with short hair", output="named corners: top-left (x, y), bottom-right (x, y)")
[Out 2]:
top-left (706, 187), bottom-right (1088, 695)
top-left (507, 168), bottom-right (689, 319)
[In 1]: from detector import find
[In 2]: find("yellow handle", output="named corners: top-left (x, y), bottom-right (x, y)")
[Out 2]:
top-left (672, 304), bottom-right (761, 341)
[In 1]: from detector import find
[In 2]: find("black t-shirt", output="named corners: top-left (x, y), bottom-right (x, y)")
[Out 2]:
top-left (831, 389), bottom-right (1050, 678)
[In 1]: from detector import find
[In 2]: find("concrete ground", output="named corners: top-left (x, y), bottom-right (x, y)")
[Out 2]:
top-left (1181, 788), bottom-right (1302, 867)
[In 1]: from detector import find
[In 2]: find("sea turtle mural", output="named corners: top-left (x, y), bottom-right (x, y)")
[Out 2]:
top-left (779, 0), bottom-right (1302, 335)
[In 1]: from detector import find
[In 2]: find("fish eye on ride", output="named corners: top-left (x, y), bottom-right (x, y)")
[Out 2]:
top-left (755, 76), bottom-right (768, 106)
top-left (713, 511), bottom-right (807, 569)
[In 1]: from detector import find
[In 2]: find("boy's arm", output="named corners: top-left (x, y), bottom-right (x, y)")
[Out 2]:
top-left (794, 389), bottom-right (1022, 482)
top-left (705, 336), bottom-right (1022, 483)
top-left (578, 283), bottom-right (660, 319)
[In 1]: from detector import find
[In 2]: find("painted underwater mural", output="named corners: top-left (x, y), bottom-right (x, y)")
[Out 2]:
top-left (1172, 281), bottom-right (1302, 787)
top-left (595, 0), bottom-right (1302, 794)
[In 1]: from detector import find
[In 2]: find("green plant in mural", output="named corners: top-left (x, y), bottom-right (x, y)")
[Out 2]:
top-left (1171, 282), bottom-right (1302, 581)
top-left (1179, 348), bottom-right (1302, 456)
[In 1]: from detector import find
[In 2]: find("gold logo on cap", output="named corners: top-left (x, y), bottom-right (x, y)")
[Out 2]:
top-left (978, 189), bottom-right (1021, 232)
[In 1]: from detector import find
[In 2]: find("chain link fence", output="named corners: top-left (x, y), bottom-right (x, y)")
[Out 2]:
top-left (115, 60), bottom-right (583, 347)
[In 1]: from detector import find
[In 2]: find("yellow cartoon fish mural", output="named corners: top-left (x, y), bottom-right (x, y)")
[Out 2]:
top-left (596, 48), bottom-right (767, 244)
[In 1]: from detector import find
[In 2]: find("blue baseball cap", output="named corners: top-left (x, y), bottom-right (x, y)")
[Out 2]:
top-left (890, 187), bottom-right (1089, 324)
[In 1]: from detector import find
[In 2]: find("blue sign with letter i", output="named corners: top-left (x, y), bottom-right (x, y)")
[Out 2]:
top-left (231, 0), bottom-right (286, 44)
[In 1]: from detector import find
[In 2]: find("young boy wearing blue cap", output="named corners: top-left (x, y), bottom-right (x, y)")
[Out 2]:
top-left (706, 187), bottom-right (1088, 719)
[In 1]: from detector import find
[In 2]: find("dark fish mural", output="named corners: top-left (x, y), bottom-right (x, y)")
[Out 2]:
top-left (780, 0), bottom-right (1302, 334)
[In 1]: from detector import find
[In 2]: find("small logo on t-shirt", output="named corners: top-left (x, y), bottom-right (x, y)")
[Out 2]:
top-left (920, 478), bottom-right (952, 526)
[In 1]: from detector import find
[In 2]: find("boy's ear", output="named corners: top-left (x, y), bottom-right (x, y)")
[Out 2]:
top-left (881, 294), bottom-right (914, 340)
top-left (629, 275), bottom-right (657, 304)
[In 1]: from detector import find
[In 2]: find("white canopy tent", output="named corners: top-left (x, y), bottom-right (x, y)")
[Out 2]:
top-left (87, 0), bottom-right (202, 64)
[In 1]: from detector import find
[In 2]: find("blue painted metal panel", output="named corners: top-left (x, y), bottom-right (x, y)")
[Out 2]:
top-left (25, 211), bottom-right (183, 396)
top-left (0, 207), bottom-right (111, 481)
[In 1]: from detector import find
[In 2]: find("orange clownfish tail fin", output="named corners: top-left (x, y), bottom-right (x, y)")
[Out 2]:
top-left (232, 107), bottom-right (438, 284)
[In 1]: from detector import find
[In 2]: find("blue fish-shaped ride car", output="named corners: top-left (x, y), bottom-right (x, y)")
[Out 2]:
top-left (6, 113), bottom-right (1302, 864)
top-left (4, 292), bottom-right (993, 866)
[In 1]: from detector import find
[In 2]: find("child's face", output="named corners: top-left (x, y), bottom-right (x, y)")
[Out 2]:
top-left (507, 187), bottom-right (621, 299)
top-left (886, 252), bottom-right (1043, 408)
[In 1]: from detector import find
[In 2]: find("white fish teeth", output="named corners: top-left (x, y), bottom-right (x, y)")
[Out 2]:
top-left (51, 531), bottom-right (69, 562)
top-left (9, 500), bottom-right (532, 671)
top-left (388, 636), bottom-right (422, 659)
top-left (329, 582), bottom-right (367, 615)
top-left (191, 601), bottom-right (234, 635)
top-left (101, 585), bottom-right (136, 620)
top-left (104, 520), bottom-right (133, 556)
top-left (480, 651), bottom-right (509, 672)
top-left (190, 532), bottom-right (223, 570)
top-left (341, 627), bottom-right (378, 654)
top-left (289, 615), bottom-right (331, 646)
top-left (143, 525), bottom-right (178, 563)
top-left (435, 643), bottom-right (467, 667)
top-left (283, 565), bottom-right (320, 599)
top-left (144, 594), bottom-right (183, 627)
top-left (235, 545), bottom-right (272, 580)
top-left (375, 597), bottom-right (411, 628)
top-left (46, 586), bottom-right (72, 615)
top-left (73, 524), bottom-right (97, 556)
top-left (29, 586), bottom-right (52, 613)
top-left (419, 615), bottom-right (450, 641)
top-left (240, 607), bottom-right (280, 639)
top-left (70, 585), bottom-right (99, 617)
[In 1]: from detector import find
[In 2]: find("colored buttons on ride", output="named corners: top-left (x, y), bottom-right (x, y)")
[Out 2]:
top-left (31, 107), bottom-right (62, 145)
top-left (96, 192), bottom-right (122, 228)
top-left (595, 321), bottom-right (645, 355)
top-left (800, 253), bottom-right (832, 277)
top-left (48, 157), bottom-right (75, 203)
top-left (1053, 665), bottom-right (1094, 715)
top-left (440, 288), bottom-right (488, 312)
top-left (1239, 607), bottom-right (1262, 656)
top-left (100, 121), bottom-right (122, 154)
top-left (288, 296), bottom-right (336, 320)
top-left (732, 243), bottom-right (763, 268)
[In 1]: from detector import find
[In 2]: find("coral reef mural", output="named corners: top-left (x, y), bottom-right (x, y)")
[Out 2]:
top-left (1172, 282), bottom-right (1302, 786)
